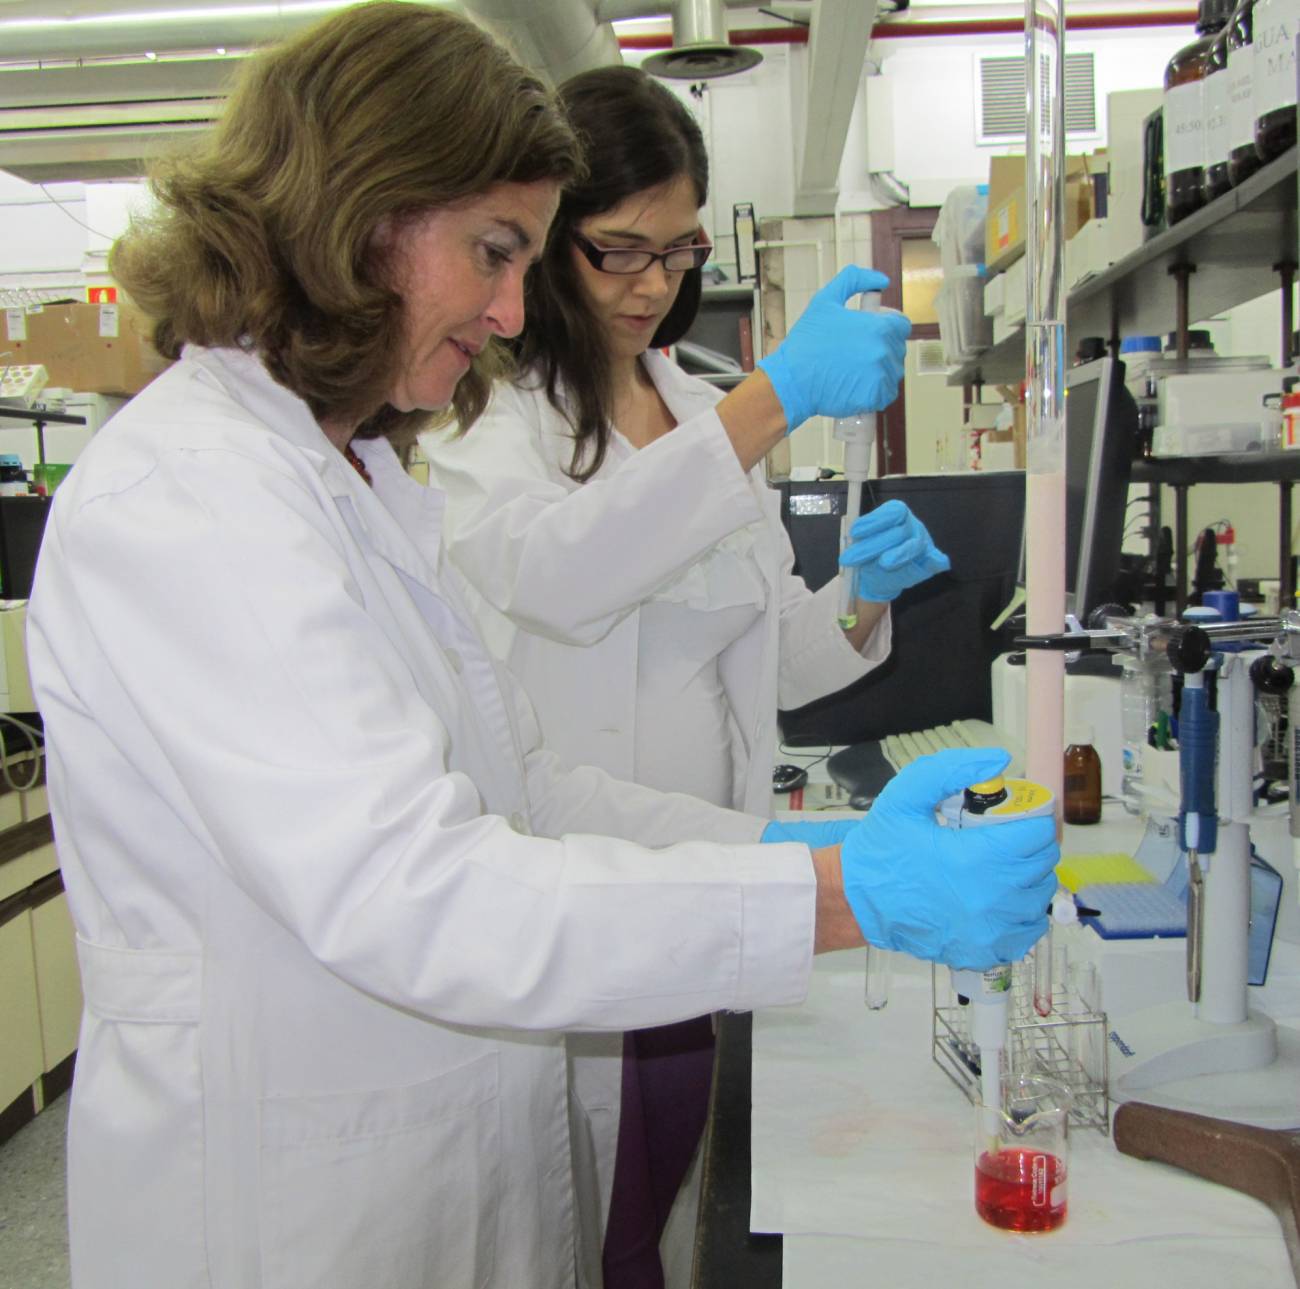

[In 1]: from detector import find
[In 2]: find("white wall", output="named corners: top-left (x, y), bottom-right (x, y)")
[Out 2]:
top-left (0, 174), bottom-right (148, 303)
top-left (851, 27), bottom-right (1190, 207)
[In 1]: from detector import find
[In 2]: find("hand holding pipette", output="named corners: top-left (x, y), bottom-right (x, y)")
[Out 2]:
top-left (838, 749), bottom-right (1058, 969)
top-left (839, 500), bottom-right (950, 604)
top-left (756, 266), bottom-right (910, 435)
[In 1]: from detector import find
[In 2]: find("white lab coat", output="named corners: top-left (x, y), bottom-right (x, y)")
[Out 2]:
top-left (26, 346), bottom-right (818, 1289)
top-left (423, 349), bottom-right (892, 820)
top-left (422, 351), bottom-right (891, 1249)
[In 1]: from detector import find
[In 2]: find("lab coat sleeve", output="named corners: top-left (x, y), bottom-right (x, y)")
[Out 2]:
top-left (46, 446), bottom-right (814, 1032)
top-left (424, 382), bottom-right (765, 646)
top-left (768, 509), bottom-right (893, 712)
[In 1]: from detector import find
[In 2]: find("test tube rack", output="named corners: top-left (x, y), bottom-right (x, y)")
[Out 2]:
top-left (931, 961), bottom-right (1111, 1135)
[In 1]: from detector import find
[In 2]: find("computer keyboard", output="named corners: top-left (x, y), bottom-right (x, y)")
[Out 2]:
top-left (881, 719), bottom-right (1009, 772)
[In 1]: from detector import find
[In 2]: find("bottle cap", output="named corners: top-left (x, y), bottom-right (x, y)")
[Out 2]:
top-left (1198, 0), bottom-right (1234, 30)
top-left (1165, 330), bottom-right (1215, 353)
top-left (1120, 334), bottom-right (1161, 354)
top-left (1201, 588), bottom-right (1240, 621)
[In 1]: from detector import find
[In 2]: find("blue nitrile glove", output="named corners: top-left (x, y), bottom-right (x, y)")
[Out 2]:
top-left (839, 499), bottom-right (951, 603)
top-left (761, 818), bottom-right (858, 848)
top-left (840, 748), bottom-right (1058, 971)
top-left (755, 266), bottom-right (912, 435)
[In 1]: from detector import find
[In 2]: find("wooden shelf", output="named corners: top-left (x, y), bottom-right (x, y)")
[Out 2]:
top-left (949, 146), bottom-right (1299, 387)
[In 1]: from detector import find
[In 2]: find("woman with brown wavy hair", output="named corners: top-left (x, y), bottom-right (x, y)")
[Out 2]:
top-left (424, 65), bottom-right (951, 1288)
top-left (22, 8), bottom-right (947, 1286)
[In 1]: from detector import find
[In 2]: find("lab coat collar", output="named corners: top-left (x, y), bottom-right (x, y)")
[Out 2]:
top-left (640, 348), bottom-right (724, 424)
top-left (187, 345), bottom-right (445, 588)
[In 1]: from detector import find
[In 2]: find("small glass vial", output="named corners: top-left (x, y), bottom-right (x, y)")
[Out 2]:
top-left (1063, 725), bottom-right (1102, 825)
top-left (1163, 0), bottom-right (1235, 224)
top-left (1227, 0), bottom-right (1262, 185)
top-left (1253, 0), bottom-right (1299, 162)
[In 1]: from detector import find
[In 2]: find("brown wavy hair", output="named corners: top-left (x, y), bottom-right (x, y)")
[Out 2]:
top-left (111, 1), bottom-right (582, 449)
top-left (501, 65), bottom-right (709, 482)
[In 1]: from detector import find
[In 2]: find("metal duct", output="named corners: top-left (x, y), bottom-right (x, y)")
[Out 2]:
top-left (641, 0), bottom-right (762, 80)
top-left (0, 1), bottom-right (363, 63)
top-left (457, 0), bottom-right (622, 83)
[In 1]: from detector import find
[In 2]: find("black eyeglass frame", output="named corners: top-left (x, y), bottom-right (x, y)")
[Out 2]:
top-left (570, 229), bottom-right (712, 275)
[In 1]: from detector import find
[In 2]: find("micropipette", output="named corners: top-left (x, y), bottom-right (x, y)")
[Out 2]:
top-left (1177, 667), bottom-right (1219, 1002)
top-left (835, 290), bottom-right (883, 631)
top-left (939, 776), bottom-right (1056, 1113)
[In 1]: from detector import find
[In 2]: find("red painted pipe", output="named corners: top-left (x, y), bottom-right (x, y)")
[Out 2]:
top-left (616, 10), bottom-right (1195, 50)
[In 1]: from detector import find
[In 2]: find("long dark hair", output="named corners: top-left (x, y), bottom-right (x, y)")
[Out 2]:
top-left (113, 3), bottom-right (580, 451)
top-left (508, 65), bottom-right (709, 481)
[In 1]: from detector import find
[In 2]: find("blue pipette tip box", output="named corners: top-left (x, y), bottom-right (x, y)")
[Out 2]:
top-left (1075, 882), bottom-right (1187, 940)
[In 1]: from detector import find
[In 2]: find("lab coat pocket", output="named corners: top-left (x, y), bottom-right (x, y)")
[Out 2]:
top-left (258, 1051), bottom-right (501, 1289)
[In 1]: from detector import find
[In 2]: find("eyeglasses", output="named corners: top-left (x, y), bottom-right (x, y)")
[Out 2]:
top-left (571, 229), bottom-right (712, 275)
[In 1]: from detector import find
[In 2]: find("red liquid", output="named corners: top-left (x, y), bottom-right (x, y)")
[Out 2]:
top-left (975, 1148), bottom-right (1067, 1232)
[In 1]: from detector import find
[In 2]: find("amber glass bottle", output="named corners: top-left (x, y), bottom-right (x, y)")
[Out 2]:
top-left (1228, 0), bottom-right (1262, 184)
top-left (1164, 0), bottom-right (1235, 224)
top-left (1205, 22), bottom-right (1233, 198)
top-left (1063, 729), bottom-right (1102, 825)
top-left (1253, 0), bottom-right (1299, 162)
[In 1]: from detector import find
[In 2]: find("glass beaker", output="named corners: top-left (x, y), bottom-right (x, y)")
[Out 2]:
top-left (974, 1075), bottom-right (1070, 1233)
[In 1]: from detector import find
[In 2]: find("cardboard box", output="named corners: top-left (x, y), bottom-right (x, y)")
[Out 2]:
top-left (3, 302), bottom-right (169, 397)
top-left (1106, 87), bottom-right (1163, 265)
top-left (984, 152), bottom-right (1106, 274)
top-left (982, 398), bottom-right (1026, 470)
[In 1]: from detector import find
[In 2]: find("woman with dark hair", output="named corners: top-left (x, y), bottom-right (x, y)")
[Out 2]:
top-left (425, 64), bottom-right (951, 1288)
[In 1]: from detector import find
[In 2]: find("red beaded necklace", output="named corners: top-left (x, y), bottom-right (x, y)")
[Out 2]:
top-left (343, 443), bottom-right (373, 487)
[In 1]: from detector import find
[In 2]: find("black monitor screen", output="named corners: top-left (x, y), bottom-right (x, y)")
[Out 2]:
top-left (776, 472), bottom-right (1026, 746)
top-left (1062, 356), bottom-right (1137, 620)
top-left (0, 496), bottom-right (51, 600)
top-left (1064, 375), bottom-right (1099, 604)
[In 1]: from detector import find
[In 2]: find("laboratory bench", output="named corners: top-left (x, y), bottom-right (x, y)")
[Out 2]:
top-left (0, 775), bottom-right (79, 1150)
top-left (695, 790), bottom-right (1300, 1288)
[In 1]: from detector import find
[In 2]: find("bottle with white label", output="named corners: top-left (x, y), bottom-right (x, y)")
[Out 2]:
top-left (1163, 0), bottom-right (1235, 224)
top-left (1228, 0), bottom-right (1261, 186)
top-left (1253, 0), bottom-right (1299, 162)
top-left (1204, 21), bottom-right (1233, 198)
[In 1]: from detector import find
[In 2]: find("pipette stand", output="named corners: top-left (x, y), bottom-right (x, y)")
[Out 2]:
top-left (1103, 629), bottom-right (1300, 1126)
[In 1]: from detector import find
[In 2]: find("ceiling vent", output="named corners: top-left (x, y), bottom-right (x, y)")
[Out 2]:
top-left (642, 0), bottom-right (762, 80)
top-left (977, 51), bottom-right (1097, 144)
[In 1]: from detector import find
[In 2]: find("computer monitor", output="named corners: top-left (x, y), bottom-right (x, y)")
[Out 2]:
top-left (775, 472), bottom-right (1026, 746)
top-left (1059, 355), bottom-right (1138, 621)
top-left (0, 496), bottom-right (52, 599)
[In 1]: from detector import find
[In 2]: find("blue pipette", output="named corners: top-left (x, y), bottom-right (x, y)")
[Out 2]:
top-left (1178, 668), bottom-right (1218, 1003)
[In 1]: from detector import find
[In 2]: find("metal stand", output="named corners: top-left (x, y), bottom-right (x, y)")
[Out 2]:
top-left (932, 961), bottom-right (1110, 1135)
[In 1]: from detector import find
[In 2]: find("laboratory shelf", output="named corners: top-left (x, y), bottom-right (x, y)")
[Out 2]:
top-left (949, 146), bottom-right (1299, 387)
top-left (1132, 451), bottom-right (1300, 486)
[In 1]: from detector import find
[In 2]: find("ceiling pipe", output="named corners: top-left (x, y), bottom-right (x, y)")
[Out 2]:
top-left (617, 7), bottom-right (1196, 47)
top-left (0, 1), bottom-right (367, 62)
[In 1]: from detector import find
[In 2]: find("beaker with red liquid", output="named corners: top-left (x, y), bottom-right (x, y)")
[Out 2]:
top-left (974, 1074), bottom-right (1070, 1233)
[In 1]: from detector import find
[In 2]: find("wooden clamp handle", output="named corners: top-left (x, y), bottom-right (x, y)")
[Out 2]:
top-left (1114, 1101), bottom-right (1300, 1286)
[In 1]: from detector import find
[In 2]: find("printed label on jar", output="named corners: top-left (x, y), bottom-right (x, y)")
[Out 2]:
top-left (1163, 80), bottom-right (1205, 175)
top-left (1253, 0), bottom-right (1299, 117)
top-left (1204, 71), bottom-right (1230, 166)
top-left (1228, 47), bottom-right (1254, 150)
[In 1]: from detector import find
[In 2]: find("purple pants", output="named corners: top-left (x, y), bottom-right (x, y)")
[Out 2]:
top-left (600, 1015), bottom-right (716, 1289)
